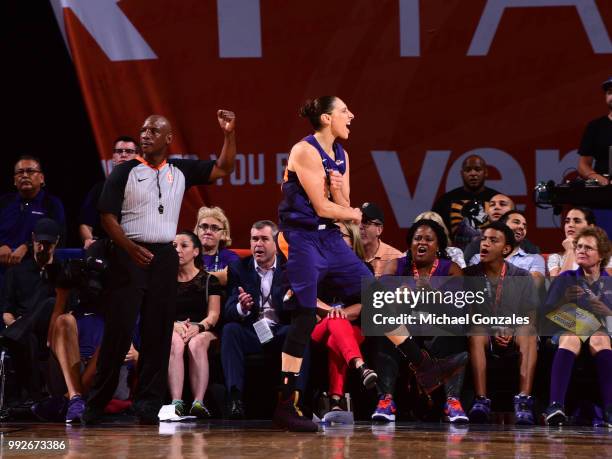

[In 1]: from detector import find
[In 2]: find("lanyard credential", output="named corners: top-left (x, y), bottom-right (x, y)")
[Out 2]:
top-left (412, 258), bottom-right (439, 280)
top-left (484, 263), bottom-right (507, 314)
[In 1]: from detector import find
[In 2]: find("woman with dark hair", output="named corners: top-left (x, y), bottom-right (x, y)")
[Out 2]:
top-left (380, 219), bottom-right (462, 278)
top-left (168, 230), bottom-right (222, 418)
top-left (275, 96), bottom-right (372, 431)
top-left (312, 220), bottom-right (377, 423)
top-left (548, 207), bottom-right (612, 276)
top-left (414, 211), bottom-right (466, 268)
top-left (373, 219), bottom-right (468, 423)
top-left (542, 226), bottom-right (612, 426)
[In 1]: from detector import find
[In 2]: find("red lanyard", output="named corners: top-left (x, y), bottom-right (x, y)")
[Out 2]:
top-left (412, 258), bottom-right (439, 279)
top-left (485, 263), bottom-right (507, 313)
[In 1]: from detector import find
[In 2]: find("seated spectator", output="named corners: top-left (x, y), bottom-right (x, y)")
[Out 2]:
top-left (169, 231), bottom-right (221, 418)
top-left (221, 220), bottom-right (309, 419)
top-left (432, 155), bottom-right (499, 249)
top-left (312, 221), bottom-right (377, 422)
top-left (79, 136), bottom-right (138, 248)
top-left (360, 202), bottom-right (403, 277)
top-left (0, 218), bottom-right (61, 402)
top-left (487, 193), bottom-right (515, 223)
top-left (32, 240), bottom-right (139, 423)
top-left (548, 207), bottom-right (612, 277)
top-left (464, 221), bottom-right (539, 425)
top-left (414, 211), bottom-right (466, 268)
top-left (462, 193), bottom-right (514, 261)
top-left (373, 219), bottom-right (468, 423)
top-left (0, 156), bottom-right (66, 268)
top-left (338, 221), bottom-right (366, 260)
top-left (194, 206), bottom-right (239, 285)
top-left (463, 195), bottom-right (541, 261)
top-left (469, 210), bottom-right (545, 287)
top-left (542, 226), bottom-right (612, 427)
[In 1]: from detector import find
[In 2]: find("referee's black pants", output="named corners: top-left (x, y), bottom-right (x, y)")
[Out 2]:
top-left (87, 242), bottom-right (178, 416)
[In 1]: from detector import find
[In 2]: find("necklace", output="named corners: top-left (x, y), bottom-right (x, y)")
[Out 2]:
top-left (412, 258), bottom-right (439, 279)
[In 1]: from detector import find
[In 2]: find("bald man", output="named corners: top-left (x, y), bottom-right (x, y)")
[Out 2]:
top-left (432, 155), bottom-right (500, 249)
top-left (463, 194), bottom-right (541, 261)
top-left (83, 111), bottom-right (236, 425)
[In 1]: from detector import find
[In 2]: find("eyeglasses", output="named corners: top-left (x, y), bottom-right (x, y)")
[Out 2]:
top-left (575, 243), bottom-right (597, 253)
top-left (341, 232), bottom-right (352, 240)
top-left (198, 223), bottom-right (224, 233)
top-left (113, 148), bottom-right (136, 154)
top-left (14, 168), bottom-right (41, 176)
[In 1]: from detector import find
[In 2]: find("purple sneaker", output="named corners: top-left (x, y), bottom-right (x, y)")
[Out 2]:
top-left (513, 394), bottom-right (535, 425)
top-left (66, 395), bottom-right (86, 424)
top-left (468, 396), bottom-right (491, 423)
top-left (371, 394), bottom-right (397, 422)
top-left (31, 396), bottom-right (68, 422)
top-left (444, 397), bottom-right (469, 423)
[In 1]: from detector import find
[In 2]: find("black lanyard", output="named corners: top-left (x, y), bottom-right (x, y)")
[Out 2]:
top-left (259, 268), bottom-right (273, 309)
top-left (260, 288), bottom-right (272, 309)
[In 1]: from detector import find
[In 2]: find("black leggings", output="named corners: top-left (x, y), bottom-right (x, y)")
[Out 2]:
top-left (282, 307), bottom-right (317, 358)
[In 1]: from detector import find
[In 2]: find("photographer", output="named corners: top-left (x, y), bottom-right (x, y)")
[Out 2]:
top-left (31, 241), bottom-right (139, 423)
top-left (0, 218), bottom-right (61, 404)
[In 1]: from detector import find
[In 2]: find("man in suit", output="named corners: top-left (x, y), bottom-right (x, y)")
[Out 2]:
top-left (221, 220), bottom-right (309, 419)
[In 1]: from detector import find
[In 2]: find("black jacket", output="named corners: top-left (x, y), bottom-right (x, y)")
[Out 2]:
top-left (223, 255), bottom-right (289, 325)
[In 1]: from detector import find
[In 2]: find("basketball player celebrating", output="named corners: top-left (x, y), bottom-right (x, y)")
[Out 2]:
top-left (274, 96), bottom-right (376, 431)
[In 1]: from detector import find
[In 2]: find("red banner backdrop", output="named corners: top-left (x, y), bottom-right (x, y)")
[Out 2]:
top-left (50, 0), bottom-right (612, 251)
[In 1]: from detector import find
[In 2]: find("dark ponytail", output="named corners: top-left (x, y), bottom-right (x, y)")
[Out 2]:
top-left (177, 230), bottom-right (203, 269)
top-left (299, 96), bottom-right (337, 130)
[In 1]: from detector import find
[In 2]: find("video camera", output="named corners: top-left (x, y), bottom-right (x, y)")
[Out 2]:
top-left (46, 256), bottom-right (109, 312)
top-left (59, 257), bottom-right (108, 295)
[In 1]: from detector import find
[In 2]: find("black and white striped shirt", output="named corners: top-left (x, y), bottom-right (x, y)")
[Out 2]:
top-left (98, 157), bottom-right (214, 243)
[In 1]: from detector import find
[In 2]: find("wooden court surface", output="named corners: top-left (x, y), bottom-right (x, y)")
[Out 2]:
top-left (0, 421), bottom-right (610, 458)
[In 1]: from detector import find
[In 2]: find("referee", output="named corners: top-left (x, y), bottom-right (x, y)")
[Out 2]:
top-left (82, 111), bottom-right (236, 424)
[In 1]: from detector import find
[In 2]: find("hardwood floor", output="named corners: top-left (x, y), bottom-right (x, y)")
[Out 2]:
top-left (0, 421), bottom-right (610, 458)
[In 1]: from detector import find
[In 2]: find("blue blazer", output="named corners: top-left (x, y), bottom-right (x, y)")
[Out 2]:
top-left (223, 255), bottom-right (289, 325)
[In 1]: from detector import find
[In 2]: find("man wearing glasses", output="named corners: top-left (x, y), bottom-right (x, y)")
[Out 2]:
top-left (0, 156), bottom-right (66, 267)
top-left (359, 202), bottom-right (402, 277)
top-left (79, 136), bottom-right (138, 248)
